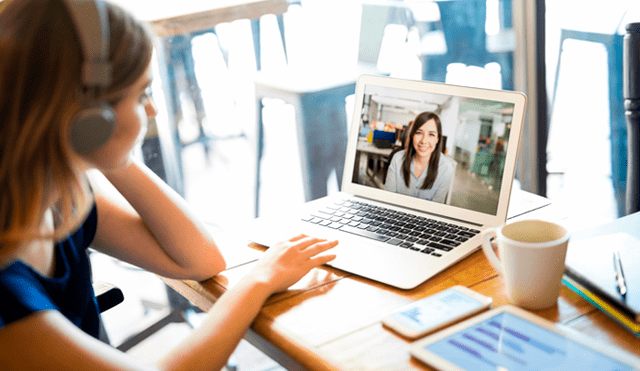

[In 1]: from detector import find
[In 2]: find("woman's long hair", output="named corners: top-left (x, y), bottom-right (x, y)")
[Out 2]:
top-left (0, 0), bottom-right (153, 249)
top-left (401, 112), bottom-right (443, 189)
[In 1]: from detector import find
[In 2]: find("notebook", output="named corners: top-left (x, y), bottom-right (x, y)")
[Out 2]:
top-left (247, 74), bottom-right (527, 290)
top-left (564, 211), bottom-right (640, 325)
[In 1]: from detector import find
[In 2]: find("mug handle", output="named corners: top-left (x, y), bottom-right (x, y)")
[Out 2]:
top-left (481, 228), bottom-right (503, 274)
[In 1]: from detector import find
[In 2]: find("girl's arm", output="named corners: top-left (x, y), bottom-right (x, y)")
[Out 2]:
top-left (156, 235), bottom-right (337, 370)
top-left (88, 157), bottom-right (225, 281)
top-left (0, 235), bottom-right (337, 371)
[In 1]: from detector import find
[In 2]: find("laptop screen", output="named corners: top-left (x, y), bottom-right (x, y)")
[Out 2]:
top-left (342, 75), bottom-right (526, 226)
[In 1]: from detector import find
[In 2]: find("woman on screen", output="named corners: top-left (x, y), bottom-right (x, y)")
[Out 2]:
top-left (384, 112), bottom-right (454, 203)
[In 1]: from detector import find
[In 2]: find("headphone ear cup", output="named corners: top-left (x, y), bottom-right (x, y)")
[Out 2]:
top-left (69, 103), bottom-right (116, 153)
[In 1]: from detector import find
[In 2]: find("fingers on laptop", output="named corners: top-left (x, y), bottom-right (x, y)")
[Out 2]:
top-left (288, 234), bottom-right (308, 242)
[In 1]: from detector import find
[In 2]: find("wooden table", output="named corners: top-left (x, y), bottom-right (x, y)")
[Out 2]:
top-left (161, 190), bottom-right (640, 370)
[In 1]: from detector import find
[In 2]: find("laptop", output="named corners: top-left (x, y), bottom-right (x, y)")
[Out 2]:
top-left (247, 74), bottom-right (527, 290)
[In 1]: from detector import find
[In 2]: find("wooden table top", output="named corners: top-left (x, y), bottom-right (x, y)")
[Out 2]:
top-left (108, 0), bottom-right (288, 36)
top-left (161, 190), bottom-right (640, 370)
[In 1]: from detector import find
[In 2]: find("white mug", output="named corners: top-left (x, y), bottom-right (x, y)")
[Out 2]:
top-left (481, 219), bottom-right (570, 310)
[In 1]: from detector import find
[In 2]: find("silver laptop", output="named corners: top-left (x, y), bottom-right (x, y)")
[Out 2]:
top-left (247, 74), bottom-right (526, 290)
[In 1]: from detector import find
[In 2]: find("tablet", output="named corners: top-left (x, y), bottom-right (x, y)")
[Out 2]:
top-left (410, 305), bottom-right (640, 371)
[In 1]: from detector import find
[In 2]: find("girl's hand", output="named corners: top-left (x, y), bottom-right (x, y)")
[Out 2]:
top-left (248, 234), bottom-right (338, 294)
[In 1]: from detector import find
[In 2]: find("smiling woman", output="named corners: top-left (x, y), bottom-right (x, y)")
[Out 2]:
top-left (384, 111), bottom-right (455, 203)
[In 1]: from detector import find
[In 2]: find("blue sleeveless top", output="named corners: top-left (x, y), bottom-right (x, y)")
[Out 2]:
top-left (0, 204), bottom-right (100, 338)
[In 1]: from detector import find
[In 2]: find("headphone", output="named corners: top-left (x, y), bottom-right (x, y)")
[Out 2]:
top-left (63, 0), bottom-right (116, 153)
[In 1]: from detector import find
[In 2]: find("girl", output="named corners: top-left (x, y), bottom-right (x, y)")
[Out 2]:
top-left (0, 0), bottom-right (337, 369)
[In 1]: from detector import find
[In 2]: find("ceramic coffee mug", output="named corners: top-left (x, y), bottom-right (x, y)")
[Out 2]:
top-left (481, 219), bottom-right (570, 310)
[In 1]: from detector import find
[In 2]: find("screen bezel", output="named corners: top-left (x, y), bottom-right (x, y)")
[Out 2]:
top-left (342, 74), bottom-right (527, 227)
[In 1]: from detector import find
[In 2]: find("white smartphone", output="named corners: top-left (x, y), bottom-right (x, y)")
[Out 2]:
top-left (382, 285), bottom-right (493, 339)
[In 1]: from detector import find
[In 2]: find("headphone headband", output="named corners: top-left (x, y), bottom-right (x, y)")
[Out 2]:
top-left (62, 0), bottom-right (111, 88)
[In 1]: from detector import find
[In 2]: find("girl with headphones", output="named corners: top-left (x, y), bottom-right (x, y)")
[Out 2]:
top-left (0, 0), bottom-right (337, 369)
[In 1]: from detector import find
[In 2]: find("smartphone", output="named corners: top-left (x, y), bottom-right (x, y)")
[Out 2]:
top-left (382, 285), bottom-right (493, 339)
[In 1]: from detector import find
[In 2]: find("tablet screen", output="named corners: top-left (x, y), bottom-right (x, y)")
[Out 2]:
top-left (422, 312), bottom-right (633, 371)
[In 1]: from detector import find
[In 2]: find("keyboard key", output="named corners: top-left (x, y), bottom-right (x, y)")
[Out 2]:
top-left (458, 231), bottom-right (477, 238)
top-left (399, 242), bottom-right (413, 248)
top-left (339, 225), bottom-right (390, 242)
top-left (428, 242), bottom-right (453, 251)
top-left (440, 239), bottom-right (461, 247)
top-left (386, 238), bottom-right (403, 246)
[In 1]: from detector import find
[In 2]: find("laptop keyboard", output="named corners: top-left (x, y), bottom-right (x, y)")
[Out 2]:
top-left (302, 200), bottom-right (480, 257)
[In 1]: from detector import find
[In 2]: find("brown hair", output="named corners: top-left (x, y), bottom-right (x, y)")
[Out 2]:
top-left (0, 0), bottom-right (154, 247)
top-left (401, 111), bottom-right (443, 189)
